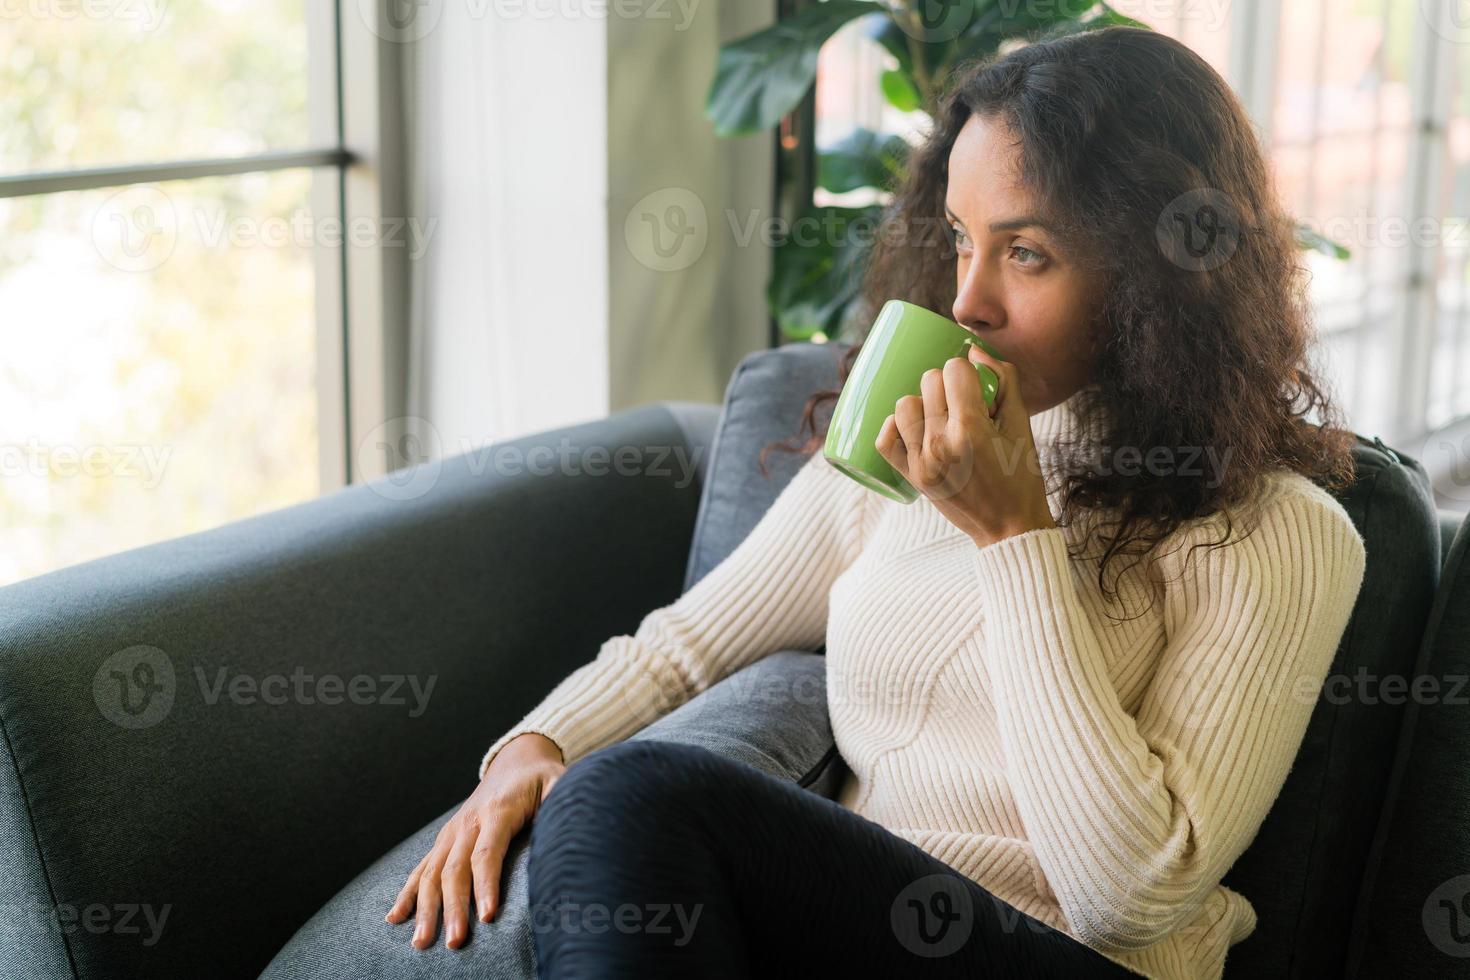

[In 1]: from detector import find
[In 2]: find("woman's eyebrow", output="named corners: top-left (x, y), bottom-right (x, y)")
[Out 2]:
top-left (945, 204), bottom-right (1052, 236)
top-left (988, 215), bottom-right (1052, 234)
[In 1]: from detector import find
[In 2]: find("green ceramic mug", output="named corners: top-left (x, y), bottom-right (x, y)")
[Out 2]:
top-left (823, 299), bottom-right (1002, 504)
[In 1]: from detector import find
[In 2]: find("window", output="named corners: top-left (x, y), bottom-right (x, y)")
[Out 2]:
top-left (0, 2), bottom-right (353, 585)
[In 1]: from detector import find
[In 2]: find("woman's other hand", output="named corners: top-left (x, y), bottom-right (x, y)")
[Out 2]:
top-left (385, 731), bottom-right (566, 949)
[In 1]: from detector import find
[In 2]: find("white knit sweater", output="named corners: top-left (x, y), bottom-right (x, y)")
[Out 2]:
top-left (478, 385), bottom-right (1367, 980)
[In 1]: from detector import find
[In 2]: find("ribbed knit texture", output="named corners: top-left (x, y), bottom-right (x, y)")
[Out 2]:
top-left (479, 386), bottom-right (1367, 980)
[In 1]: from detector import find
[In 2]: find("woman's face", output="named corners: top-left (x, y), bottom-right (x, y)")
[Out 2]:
top-left (945, 112), bottom-right (1105, 415)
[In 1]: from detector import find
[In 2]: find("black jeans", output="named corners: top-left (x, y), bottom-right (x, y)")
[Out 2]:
top-left (526, 739), bottom-right (1142, 979)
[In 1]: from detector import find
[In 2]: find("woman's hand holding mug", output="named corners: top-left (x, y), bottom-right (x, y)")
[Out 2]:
top-left (875, 341), bottom-right (1056, 548)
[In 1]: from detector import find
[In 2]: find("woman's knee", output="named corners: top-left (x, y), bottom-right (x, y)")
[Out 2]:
top-left (538, 738), bottom-right (716, 826)
top-left (530, 740), bottom-right (700, 868)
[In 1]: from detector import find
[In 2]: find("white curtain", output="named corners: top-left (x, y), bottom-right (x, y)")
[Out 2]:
top-left (401, 4), bottom-right (610, 461)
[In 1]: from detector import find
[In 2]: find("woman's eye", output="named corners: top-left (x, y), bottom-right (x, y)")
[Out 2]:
top-left (1010, 244), bottom-right (1043, 266)
top-left (950, 224), bottom-right (971, 250)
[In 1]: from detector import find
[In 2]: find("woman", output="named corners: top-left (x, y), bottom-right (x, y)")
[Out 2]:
top-left (386, 26), bottom-right (1366, 980)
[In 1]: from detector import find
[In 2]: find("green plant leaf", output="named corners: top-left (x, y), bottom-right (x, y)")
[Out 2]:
top-left (818, 128), bottom-right (912, 193)
top-left (863, 13), bottom-right (961, 88)
top-left (1033, 3), bottom-right (1152, 41)
top-left (1294, 222), bottom-right (1352, 260)
top-left (880, 69), bottom-right (922, 112)
top-left (767, 204), bottom-right (884, 340)
top-left (706, 0), bottom-right (879, 138)
top-left (939, 0), bottom-right (1146, 72)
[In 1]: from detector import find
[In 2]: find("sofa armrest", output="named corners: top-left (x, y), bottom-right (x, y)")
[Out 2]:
top-left (0, 400), bottom-right (718, 980)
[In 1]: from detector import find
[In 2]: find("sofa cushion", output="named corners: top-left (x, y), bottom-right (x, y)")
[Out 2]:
top-left (682, 343), bottom-right (845, 592)
top-left (260, 650), bottom-right (844, 980)
top-left (1348, 511), bottom-right (1470, 974)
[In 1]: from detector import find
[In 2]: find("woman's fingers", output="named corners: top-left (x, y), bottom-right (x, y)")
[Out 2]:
top-left (919, 366), bottom-right (947, 420)
top-left (893, 393), bottom-right (928, 479)
top-left (440, 827), bottom-right (477, 948)
top-left (472, 805), bottom-right (522, 923)
top-left (413, 845), bottom-right (448, 949)
top-left (386, 857), bottom-right (426, 924)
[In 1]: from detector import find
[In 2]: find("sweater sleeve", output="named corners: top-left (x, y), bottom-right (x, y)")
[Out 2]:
top-left (965, 476), bottom-right (1366, 953)
top-left (477, 449), bottom-right (872, 780)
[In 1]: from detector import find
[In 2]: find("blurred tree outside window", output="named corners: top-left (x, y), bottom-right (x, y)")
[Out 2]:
top-left (0, 1), bottom-right (328, 585)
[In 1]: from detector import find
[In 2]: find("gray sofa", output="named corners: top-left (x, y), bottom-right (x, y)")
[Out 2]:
top-left (0, 340), bottom-right (1462, 978)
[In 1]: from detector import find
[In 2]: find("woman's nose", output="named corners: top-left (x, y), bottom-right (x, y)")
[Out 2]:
top-left (953, 260), bottom-right (1002, 331)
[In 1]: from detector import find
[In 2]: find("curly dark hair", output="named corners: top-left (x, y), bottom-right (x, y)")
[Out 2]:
top-left (760, 25), bottom-right (1356, 608)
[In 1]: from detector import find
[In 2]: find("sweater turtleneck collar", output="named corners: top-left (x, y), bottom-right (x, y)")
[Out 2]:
top-left (1025, 382), bottom-right (1108, 496)
top-left (1028, 382), bottom-right (1105, 449)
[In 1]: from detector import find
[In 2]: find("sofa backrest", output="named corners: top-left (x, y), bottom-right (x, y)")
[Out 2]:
top-left (686, 341), bottom-right (1443, 978)
top-left (1348, 510), bottom-right (1470, 975)
top-left (684, 342), bottom-right (846, 591)
top-left (1217, 435), bottom-right (1441, 977)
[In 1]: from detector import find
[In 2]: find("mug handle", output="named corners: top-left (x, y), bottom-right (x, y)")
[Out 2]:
top-left (962, 337), bottom-right (1002, 410)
